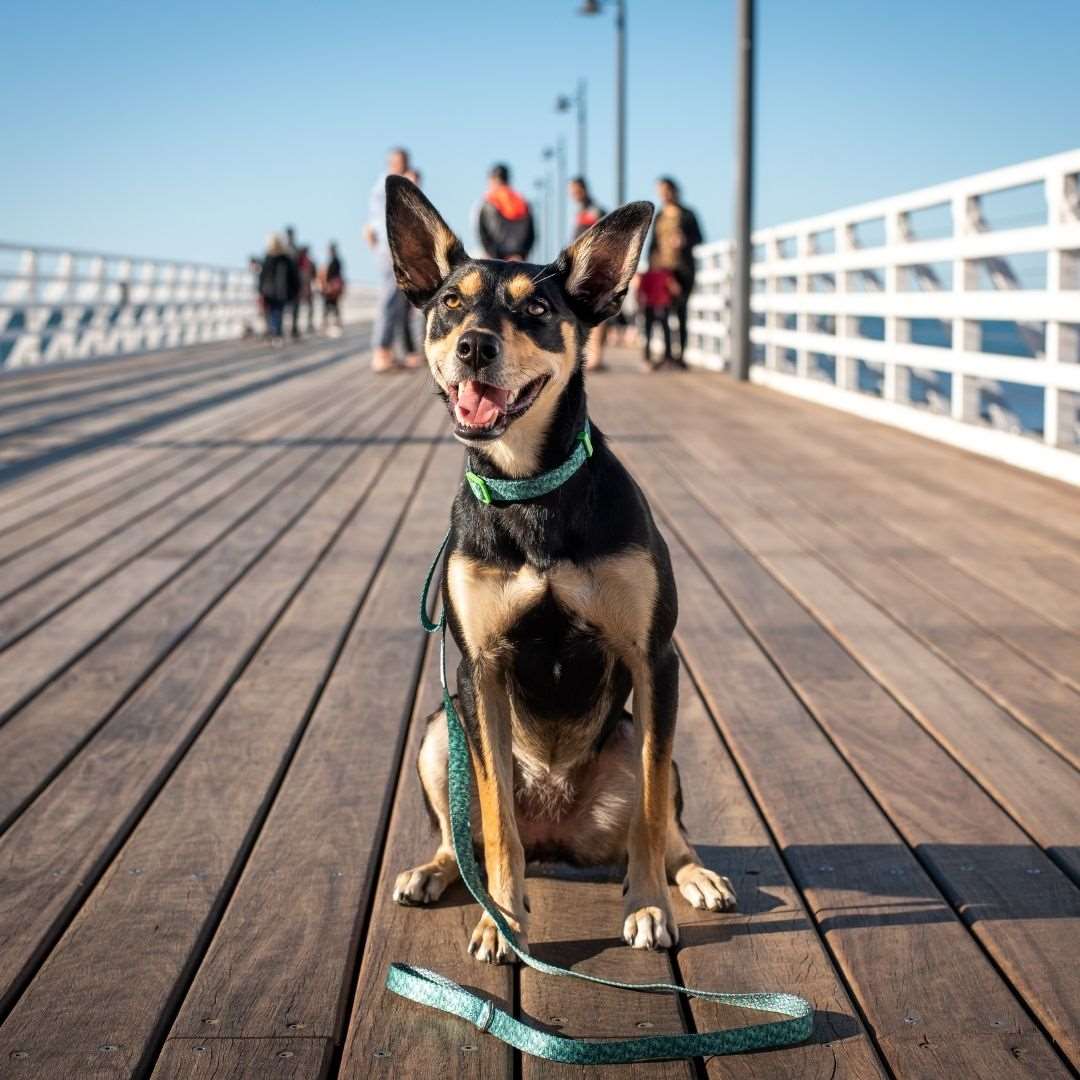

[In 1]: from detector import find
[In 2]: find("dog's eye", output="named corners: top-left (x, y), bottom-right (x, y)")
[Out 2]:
top-left (525, 299), bottom-right (548, 317)
top-left (442, 292), bottom-right (461, 309)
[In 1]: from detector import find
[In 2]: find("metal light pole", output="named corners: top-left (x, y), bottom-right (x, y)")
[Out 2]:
top-left (577, 77), bottom-right (588, 178)
top-left (555, 78), bottom-right (588, 180)
top-left (731, 0), bottom-right (755, 381)
top-left (534, 175), bottom-right (552, 262)
top-left (542, 144), bottom-right (566, 251)
top-left (579, 1), bottom-right (626, 205)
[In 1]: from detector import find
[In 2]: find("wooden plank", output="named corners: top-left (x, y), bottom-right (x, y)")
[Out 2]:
top-left (339, 639), bottom-right (514, 1080)
top-left (0, 342), bottom-right (286, 441)
top-left (149, 1038), bottom-right (334, 1080)
top-left (0, 374), bottom-right (414, 720)
top-left (0, 346), bottom-right (361, 532)
top-left (694, 374), bottom-right (1080, 553)
top-left (0, 372), bottom-right (396, 646)
top-left (0, 334), bottom-right (275, 405)
top-left (0, 383), bottom-right (429, 1016)
top-left (691, 379), bottom-right (1080, 632)
top-left (612, 385), bottom-right (1080, 879)
top-left (161, 436), bottom-right (465, 1055)
top-left (0, 338), bottom-right (360, 485)
top-left (0, 361), bottom-right (362, 561)
top-left (590, 388), bottom-right (1069, 1075)
top-left (724, 475), bottom-right (1080, 767)
top-left (0, 336), bottom-right (283, 423)
top-left (0, 376), bottom-right (416, 822)
top-left (0, 375), bottom-right (401, 820)
top-left (620, 428), bottom-right (1080, 1066)
top-left (701, 441), bottom-right (1080, 697)
top-left (0, 334), bottom-right (367, 514)
top-left (0, 403), bottom-right (439, 1077)
top-left (671, 667), bottom-right (886, 1079)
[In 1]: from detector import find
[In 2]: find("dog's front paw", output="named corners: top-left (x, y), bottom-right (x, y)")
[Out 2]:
top-left (622, 900), bottom-right (678, 950)
top-left (393, 863), bottom-right (453, 906)
top-left (677, 865), bottom-right (737, 912)
top-left (468, 912), bottom-right (527, 965)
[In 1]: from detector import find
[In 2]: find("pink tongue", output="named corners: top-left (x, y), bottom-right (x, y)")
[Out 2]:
top-left (456, 381), bottom-right (508, 427)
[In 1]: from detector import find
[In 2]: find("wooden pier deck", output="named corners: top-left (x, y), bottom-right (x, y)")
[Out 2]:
top-left (0, 333), bottom-right (1077, 1079)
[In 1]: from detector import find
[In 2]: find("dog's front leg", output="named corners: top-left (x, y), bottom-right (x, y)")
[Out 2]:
top-left (624, 641), bottom-right (680, 949)
top-left (460, 659), bottom-right (529, 964)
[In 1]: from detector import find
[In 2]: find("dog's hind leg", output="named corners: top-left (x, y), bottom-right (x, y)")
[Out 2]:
top-left (392, 706), bottom-right (462, 906)
top-left (664, 761), bottom-right (737, 913)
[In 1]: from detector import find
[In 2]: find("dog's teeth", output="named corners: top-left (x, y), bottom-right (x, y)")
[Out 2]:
top-left (507, 391), bottom-right (517, 404)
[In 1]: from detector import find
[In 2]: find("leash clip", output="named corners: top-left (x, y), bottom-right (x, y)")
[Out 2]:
top-left (578, 423), bottom-right (593, 458)
top-left (475, 998), bottom-right (496, 1033)
top-left (465, 471), bottom-right (493, 504)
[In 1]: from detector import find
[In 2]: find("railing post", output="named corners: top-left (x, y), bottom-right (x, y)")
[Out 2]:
top-left (1043, 169), bottom-right (1077, 448)
top-left (730, 0), bottom-right (754, 381)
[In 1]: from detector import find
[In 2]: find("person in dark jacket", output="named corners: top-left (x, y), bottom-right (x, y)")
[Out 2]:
top-left (648, 177), bottom-right (703, 365)
top-left (319, 242), bottom-right (345, 337)
top-left (258, 233), bottom-right (300, 346)
top-left (477, 164), bottom-right (535, 261)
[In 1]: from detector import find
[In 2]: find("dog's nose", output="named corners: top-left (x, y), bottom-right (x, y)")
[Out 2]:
top-left (455, 330), bottom-right (501, 368)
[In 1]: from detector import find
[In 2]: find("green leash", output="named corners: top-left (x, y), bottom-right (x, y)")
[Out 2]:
top-left (385, 427), bottom-right (814, 1063)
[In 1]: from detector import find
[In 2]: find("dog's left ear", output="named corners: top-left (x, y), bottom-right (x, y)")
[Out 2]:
top-left (385, 176), bottom-right (468, 307)
top-left (554, 201), bottom-right (654, 324)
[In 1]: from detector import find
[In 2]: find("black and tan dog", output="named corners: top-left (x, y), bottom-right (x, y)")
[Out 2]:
top-left (385, 176), bottom-right (735, 964)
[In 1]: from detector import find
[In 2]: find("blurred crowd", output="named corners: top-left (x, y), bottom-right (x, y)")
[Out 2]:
top-left (248, 228), bottom-right (346, 347)
top-left (365, 146), bottom-right (703, 374)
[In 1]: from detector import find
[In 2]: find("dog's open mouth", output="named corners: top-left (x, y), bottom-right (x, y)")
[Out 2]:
top-left (447, 376), bottom-right (549, 439)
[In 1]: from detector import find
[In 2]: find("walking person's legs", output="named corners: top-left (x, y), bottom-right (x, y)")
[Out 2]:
top-left (399, 293), bottom-right (422, 369)
top-left (372, 257), bottom-right (398, 371)
top-left (267, 303), bottom-right (284, 341)
top-left (660, 307), bottom-right (674, 363)
top-left (642, 308), bottom-right (656, 367)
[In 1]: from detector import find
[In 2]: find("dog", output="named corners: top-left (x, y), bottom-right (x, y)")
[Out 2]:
top-left (384, 176), bottom-right (735, 964)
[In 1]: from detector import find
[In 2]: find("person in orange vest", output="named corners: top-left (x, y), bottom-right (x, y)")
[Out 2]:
top-left (477, 164), bottom-right (535, 261)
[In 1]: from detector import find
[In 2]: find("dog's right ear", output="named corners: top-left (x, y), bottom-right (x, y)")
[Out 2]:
top-left (385, 176), bottom-right (467, 307)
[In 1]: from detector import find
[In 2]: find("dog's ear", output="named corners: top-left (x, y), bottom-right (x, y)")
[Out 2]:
top-left (385, 176), bottom-right (468, 307)
top-left (553, 201), bottom-right (654, 324)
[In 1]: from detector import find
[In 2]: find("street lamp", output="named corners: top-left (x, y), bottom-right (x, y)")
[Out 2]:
top-left (542, 141), bottom-right (567, 250)
top-left (555, 78), bottom-right (588, 179)
top-left (577, 0), bottom-right (626, 205)
top-left (534, 176), bottom-right (552, 262)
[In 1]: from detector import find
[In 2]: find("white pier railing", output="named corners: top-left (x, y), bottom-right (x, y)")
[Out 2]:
top-left (0, 244), bottom-right (261, 369)
top-left (686, 149), bottom-right (1080, 485)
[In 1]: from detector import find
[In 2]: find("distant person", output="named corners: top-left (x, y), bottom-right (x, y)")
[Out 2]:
top-left (246, 254), bottom-right (264, 337)
top-left (569, 176), bottom-right (610, 371)
top-left (319, 242), bottom-right (345, 337)
top-left (636, 251), bottom-right (680, 370)
top-left (648, 177), bottom-right (703, 364)
top-left (294, 244), bottom-right (316, 337)
top-left (569, 176), bottom-right (605, 237)
top-left (477, 164), bottom-right (535, 261)
top-left (259, 233), bottom-right (300, 347)
top-left (365, 147), bottom-right (420, 372)
top-left (283, 225), bottom-right (301, 337)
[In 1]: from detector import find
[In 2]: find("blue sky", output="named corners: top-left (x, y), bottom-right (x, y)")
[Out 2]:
top-left (4, 1), bottom-right (1079, 282)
